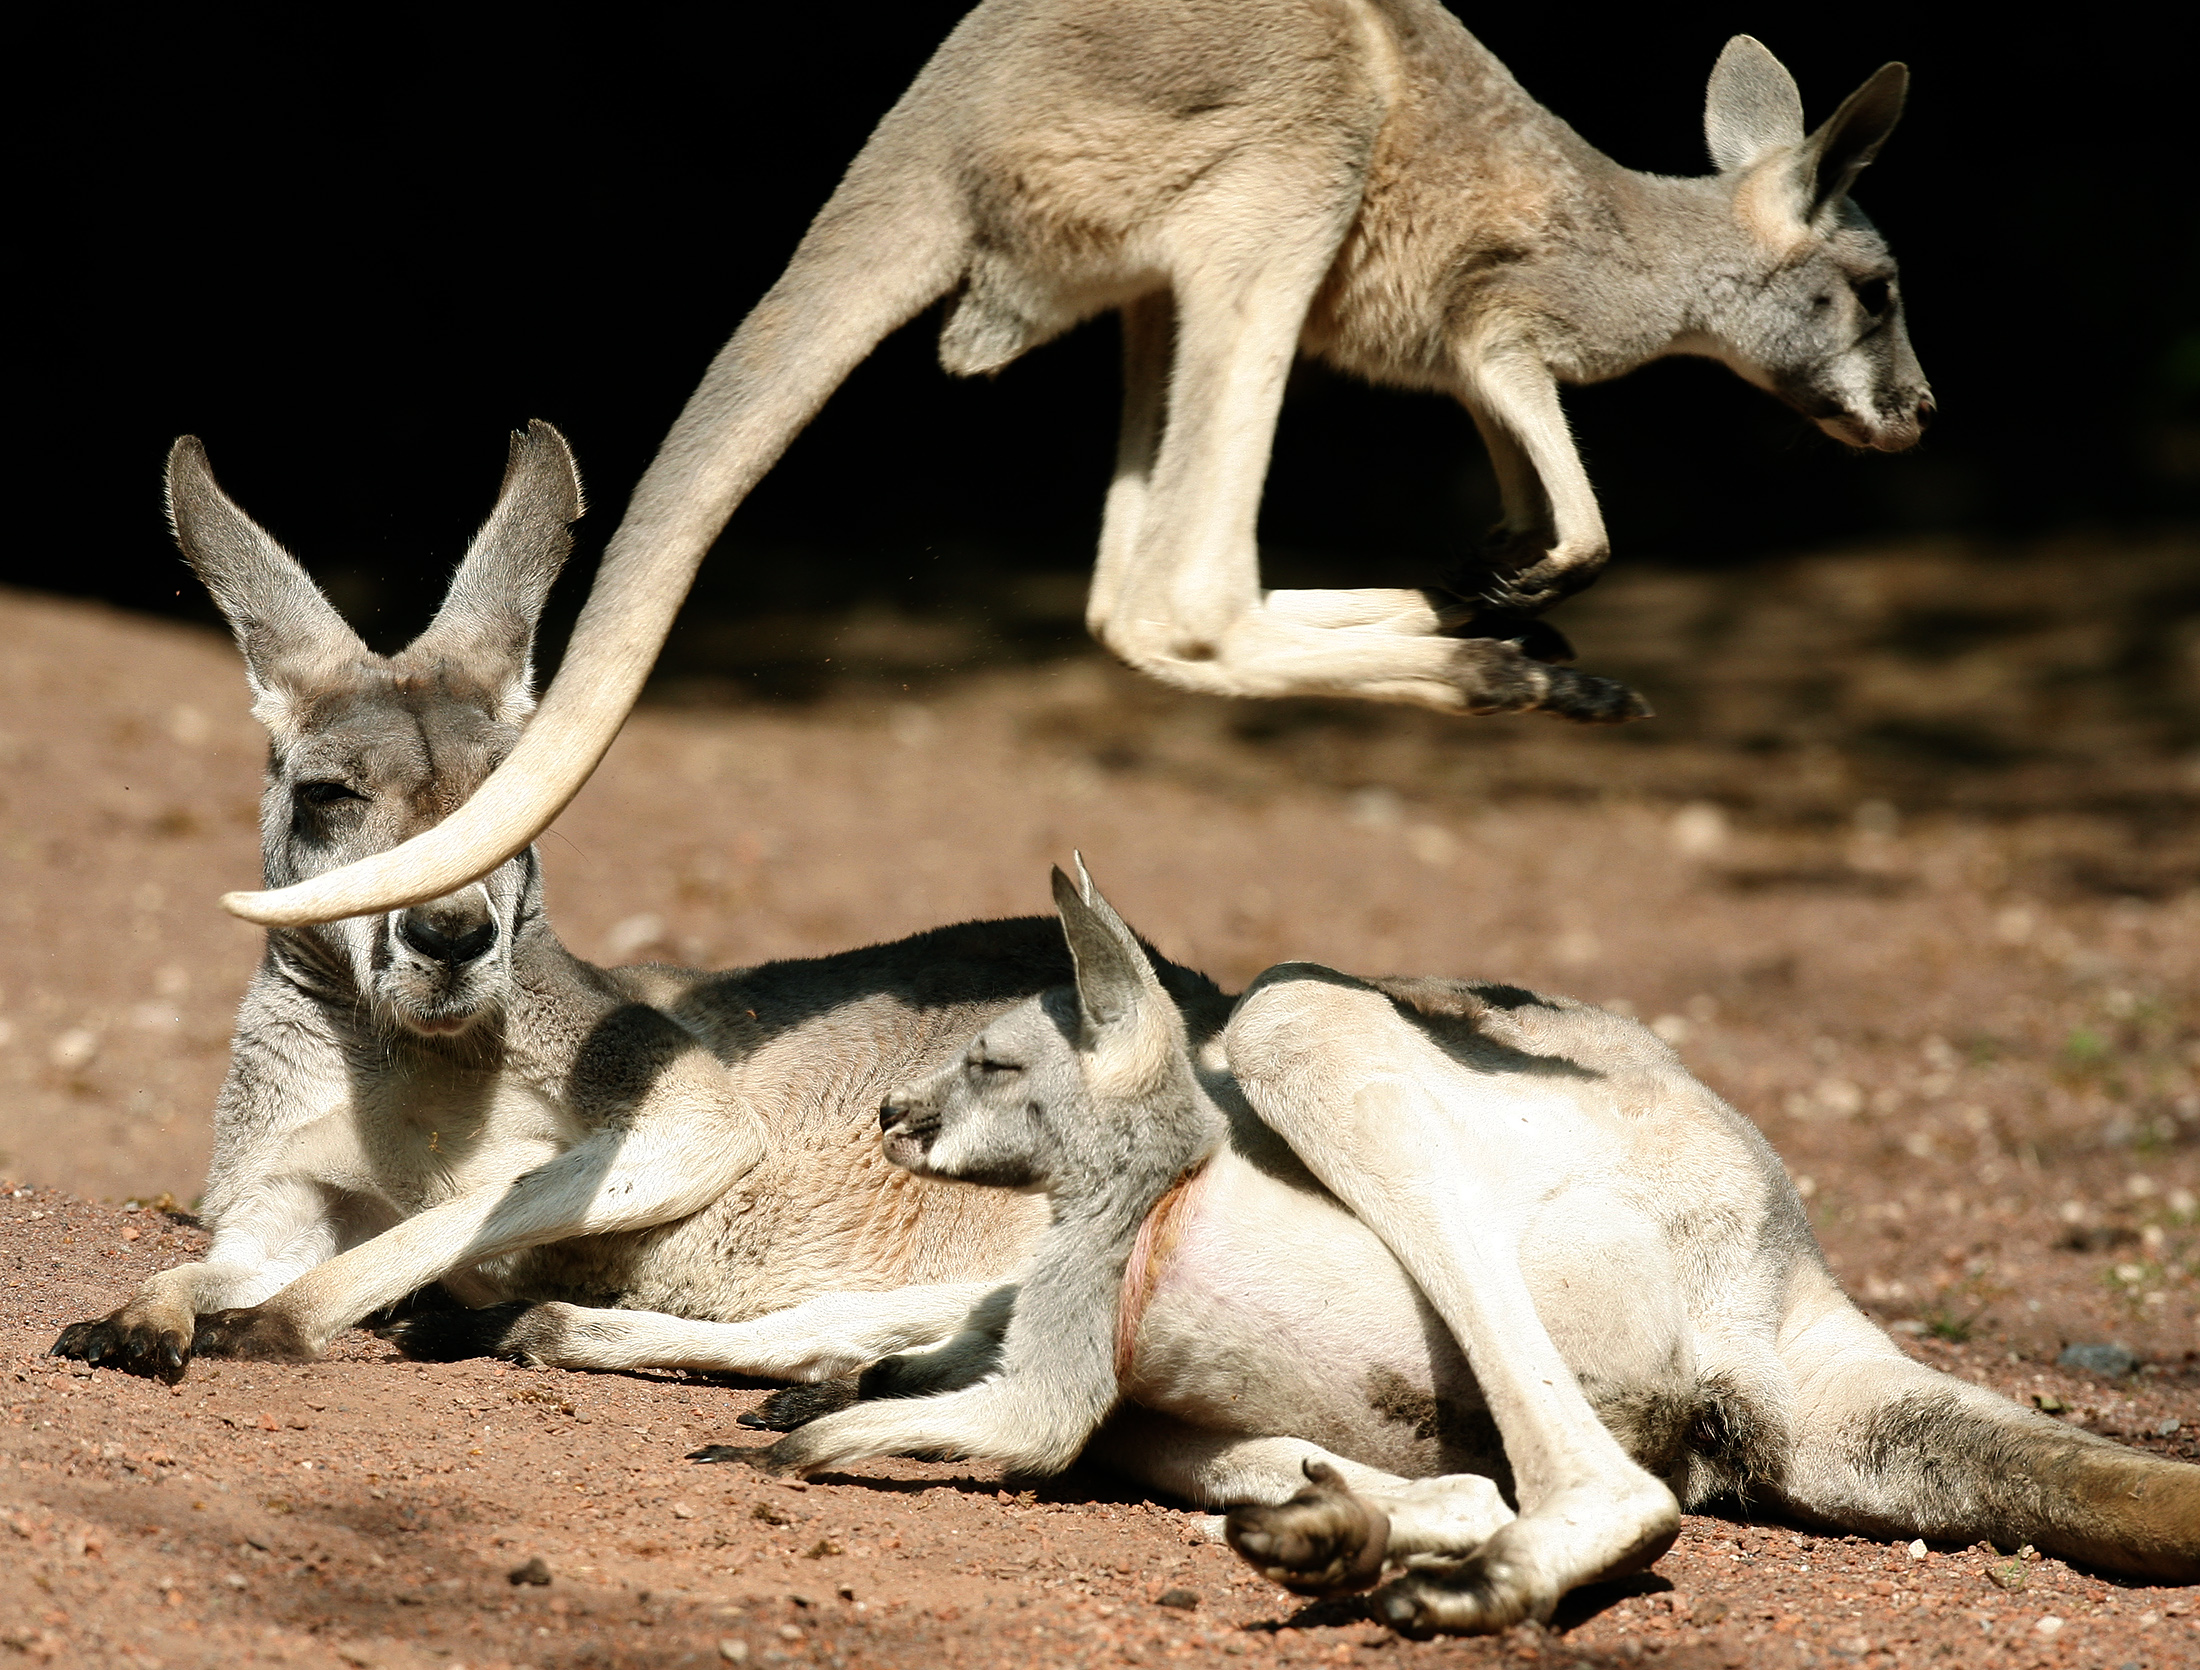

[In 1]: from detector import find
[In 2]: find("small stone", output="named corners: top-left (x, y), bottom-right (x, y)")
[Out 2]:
top-left (2156, 1417), bottom-right (2182, 1436)
top-left (1906, 1540), bottom-right (1927, 1560)
top-left (2057, 1343), bottom-right (2136, 1377)
top-left (717, 1641), bottom-right (749, 1664)
top-left (506, 1557), bottom-right (552, 1587)
top-left (1155, 1588), bottom-right (1200, 1611)
top-left (778, 1625), bottom-right (804, 1644)
top-left (670, 1502), bottom-right (696, 1520)
top-left (2034, 1616), bottom-right (2063, 1636)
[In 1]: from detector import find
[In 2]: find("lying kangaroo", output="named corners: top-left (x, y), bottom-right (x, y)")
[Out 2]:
top-left (221, 3), bottom-right (1929, 930)
top-left (733, 863), bottom-right (2196, 1631)
top-left (49, 425), bottom-right (1094, 1380)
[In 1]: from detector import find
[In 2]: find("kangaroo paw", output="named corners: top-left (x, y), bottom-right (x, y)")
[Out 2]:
top-left (737, 1377), bottom-right (864, 1432)
top-left (50, 1309), bottom-right (193, 1384)
top-left (192, 1306), bottom-right (318, 1363)
top-left (1538, 666), bottom-right (1653, 724)
top-left (1443, 641), bottom-right (1651, 724)
top-left (1225, 1460), bottom-right (1392, 1596)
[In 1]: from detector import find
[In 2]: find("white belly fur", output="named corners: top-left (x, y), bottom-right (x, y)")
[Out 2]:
top-left (1125, 1149), bottom-right (1706, 1482)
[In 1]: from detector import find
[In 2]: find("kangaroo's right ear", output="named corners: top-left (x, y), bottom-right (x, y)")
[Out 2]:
top-left (1704, 36), bottom-right (1805, 173)
top-left (400, 420), bottom-right (584, 720)
top-left (1050, 858), bottom-right (1178, 1095)
top-left (166, 437), bottom-right (369, 735)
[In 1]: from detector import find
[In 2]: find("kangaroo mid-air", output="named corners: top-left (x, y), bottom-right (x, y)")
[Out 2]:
top-left (218, 1), bottom-right (1928, 930)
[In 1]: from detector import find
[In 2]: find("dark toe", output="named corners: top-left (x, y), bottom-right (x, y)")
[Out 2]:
top-left (736, 1377), bottom-right (863, 1432)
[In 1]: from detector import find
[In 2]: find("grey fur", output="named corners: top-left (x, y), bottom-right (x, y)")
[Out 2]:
top-left (752, 882), bottom-right (2198, 1628)
top-left (227, 1), bottom-right (1931, 929)
top-left (51, 433), bottom-right (1070, 1382)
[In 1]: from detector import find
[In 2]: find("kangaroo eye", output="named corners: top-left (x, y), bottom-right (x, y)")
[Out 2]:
top-left (296, 781), bottom-right (366, 808)
top-left (976, 1057), bottom-right (1022, 1075)
top-left (1852, 277), bottom-right (1892, 319)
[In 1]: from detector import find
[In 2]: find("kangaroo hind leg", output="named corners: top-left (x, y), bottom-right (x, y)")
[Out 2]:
top-left (1222, 970), bottom-right (1681, 1633)
top-left (1094, 241), bottom-right (1642, 721)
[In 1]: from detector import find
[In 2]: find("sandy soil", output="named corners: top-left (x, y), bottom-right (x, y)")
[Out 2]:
top-left (2, 570), bottom-right (2196, 1667)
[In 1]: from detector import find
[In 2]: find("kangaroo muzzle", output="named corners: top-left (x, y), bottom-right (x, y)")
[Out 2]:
top-left (396, 895), bottom-right (498, 967)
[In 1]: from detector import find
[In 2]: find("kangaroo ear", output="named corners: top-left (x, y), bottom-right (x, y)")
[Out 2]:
top-left (401, 420), bottom-right (584, 719)
top-left (1050, 856), bottom-right (1180, 1095)
top-left (1797, 62), bottom-right (1907, 221)
top-left (167, 436), bottom-right (369, 734)
top-left (1704, 36), bottom-right (1804, 173)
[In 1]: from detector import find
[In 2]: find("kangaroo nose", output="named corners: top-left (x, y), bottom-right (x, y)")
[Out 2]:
top-left (879, 1097), bottom-right (907, 1133)
top-left (396, 901), bottom-right (496, 966)
top-left (1915, 393), bottom-right (1936, 431)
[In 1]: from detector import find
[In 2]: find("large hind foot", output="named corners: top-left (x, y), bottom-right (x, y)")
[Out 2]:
top-left (1367, 1481), bottom-right (1679, 1636)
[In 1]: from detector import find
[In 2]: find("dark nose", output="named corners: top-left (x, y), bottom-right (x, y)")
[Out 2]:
top-left (396, 900), bottom-right (497, 966)
top-left (1915, 393), bottom-right (1935, 431)
top-left (878, 1098), bottom-right (906, 1133)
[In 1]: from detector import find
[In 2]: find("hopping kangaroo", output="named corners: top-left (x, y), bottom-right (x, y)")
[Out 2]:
top-left (735, 864), bottom-right (2197, 1631)
top-left (49, 426), bottom-right (1138, 1382)
top-left (223, 3), bottom-right (1929, 930)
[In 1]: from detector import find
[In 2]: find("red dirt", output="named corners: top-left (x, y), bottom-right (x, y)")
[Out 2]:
top-left (2, 571), bottom-right (2196, 1668)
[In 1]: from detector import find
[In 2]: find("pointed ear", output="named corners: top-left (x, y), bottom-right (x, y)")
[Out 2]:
top-left (1704, 36), bottom-right (1804, 173)
top-left (166, 436), bottom-right (369, 734)
top-left (400, 420), bottom-right (583, 718)
top-left (1797, 62), bottom-right (1907, 221)
top-left (1049, 857), bottom-right (1181, 1099)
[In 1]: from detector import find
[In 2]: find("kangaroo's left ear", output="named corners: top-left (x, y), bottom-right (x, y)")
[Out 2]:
top-left (1050, 856), bottom-right (1181, 1093)
top-left (1797, 62), bottom-right (1907, 222)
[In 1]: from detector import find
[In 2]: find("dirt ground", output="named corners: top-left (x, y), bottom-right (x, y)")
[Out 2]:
top-left (2, 550), bottom-right (2197, 1668)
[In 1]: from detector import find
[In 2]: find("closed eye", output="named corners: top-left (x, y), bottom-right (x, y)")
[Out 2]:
top-left (295, 780), bottom-right (367, 808)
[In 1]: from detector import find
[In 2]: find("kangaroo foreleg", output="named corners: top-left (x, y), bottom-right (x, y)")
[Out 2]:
top-left (385, 1281), bottom-right (1013, 1381)
top-left (50, 1176), bottom-right (355, 1383)
top-left (1444, 352), bottom-right (1610, 616)
top-left (196, 1072), bottom-right (767, 1362)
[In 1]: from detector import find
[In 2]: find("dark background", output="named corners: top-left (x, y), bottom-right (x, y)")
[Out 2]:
top-left (16, 4), bottom-right (2197, 663)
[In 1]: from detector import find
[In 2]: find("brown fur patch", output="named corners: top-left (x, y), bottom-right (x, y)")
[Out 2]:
top-left (1364, 1365), bottom-right (1504, 1471)
top-left (1114, 1163), bottom-right (1206, 1380)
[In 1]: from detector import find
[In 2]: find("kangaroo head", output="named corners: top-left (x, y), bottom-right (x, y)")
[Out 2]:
top-left (169, 422), bottom-right (583, 1037)
top-left (877, 859), bottom-right (1213, 1198)
top-left (1689, 37), bottom-right (1930, 453)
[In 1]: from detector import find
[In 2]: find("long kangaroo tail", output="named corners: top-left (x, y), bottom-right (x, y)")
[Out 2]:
top-left (1769, 1265), bottom-right (2199, 1581)
top-left (221, 103), bottom-right (971, 927)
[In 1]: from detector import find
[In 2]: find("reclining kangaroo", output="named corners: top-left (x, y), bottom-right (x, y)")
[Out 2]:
top-left (220, 3), bottom-right (1930, 931)
top-left (736, 865), bottom-right (2197, 1630)
top-left (50, 426), bottom-right (1096, 1381)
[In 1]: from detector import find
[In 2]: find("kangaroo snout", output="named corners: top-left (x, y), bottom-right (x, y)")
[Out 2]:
top-left (877, 1087), bottom-right (942, 1172)
top-left (396, 900), bottom-right (497, 967)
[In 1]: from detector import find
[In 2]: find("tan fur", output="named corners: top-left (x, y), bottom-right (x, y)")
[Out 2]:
top-left (218, 3), bottom-right (1927, 929)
